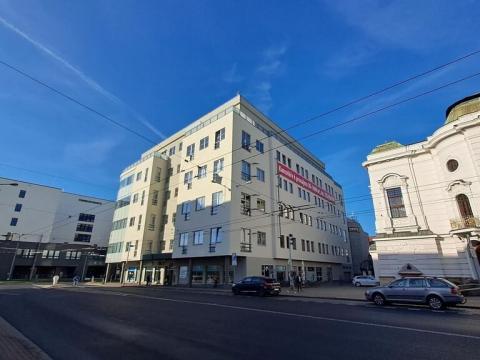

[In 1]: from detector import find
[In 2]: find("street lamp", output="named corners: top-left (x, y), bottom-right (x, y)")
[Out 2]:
top-left (121, 243), bottom-right (135, 286)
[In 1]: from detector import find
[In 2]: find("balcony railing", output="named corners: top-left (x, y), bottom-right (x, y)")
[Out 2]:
top-left (450, 216), bottom-right (480, 231)
top-left (240, 243), bottom-right (252, 252)
top-left (209, 245), bottom-right (216, 253)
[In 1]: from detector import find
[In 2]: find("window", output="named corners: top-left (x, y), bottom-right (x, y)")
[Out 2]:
top-left (144, 168), bottom-right (149, 182)
top-left (241, 193), bottom-right (251, 216)
top-left (306, 240), bottom-right (311, 252)
top-left (257, 231), bottom-right (266, 246)
top-left (152, 190), bottom-right (159, 206)
top-left (386, 187), bottom-right (407, 218)
top-left (256, 168), bottom-right (265, 182)
top-left (65, 250), bottom-right (82, 260)
top-left (169, 146), bottom-right (176, 156)
top-left (184, 171), bottom-right (193, 188)
top-left (287, 158), bottom-right (291, 168)
top-left (389, 279), bottom-right (408, 288)
top-left (129, 217), bottom-right (135, 227)
top-left (186, 143), bottom-right (195, 160)
top-left (179, 142), bottom-right (183, 151)
top-left (74, 233), bottom-right (91, 242)
top-left (196, 196), bottom-right (205, 211)
top-left (14, 203), bottom-right (22, 212)
top-left (181, 202), bottom-right (192, 220)
top-left (197, 165), bottom-right (207, 179)
top-left (241, 131), bottom-right (251, 151)
top-left (276, 151), bottom-right (281, 161)
top-left (256, 140), bottom-right (264, 153)
top-left (193, 230), bottom-right (204, 245)
top-left (137, 215), bottom-right (142, 230)
top-left (301, 239), bottom-right (306, 251)
top-left (214, 128), bottom-right (225, 148)
top-left (18, 190), bottom-right (26, 198)
top-left (212, 191), bottom-right (223, 214)
top-left (76, 223), bottom-right (93, 232)
top-left (176, 164), bottom-right (180, 174)
top-left (168, 167), bottom-right (173, 176)
top-left (10, 217), bottom-right (18, 226)
top-left (447, 159), bottom-right (459, 172)
top-left (241, 161), bottom-right (251, 181)
top-left (282, 154), bottom-right (286, 164)
top-left (116, 196), bottom-right (131, 209)
top-left (136, 172), bottom-right (142, 181)
top-left (174, 188), bottom-right (178, 197)
top-left (112, 218), bottom-right (127, 231)
top-left (42, 250), bottom-right (60, 259)
top-left (141, 190), bottom-right (145, 205)
top-left (179, 233), bottom-right (189, 247)
top-left (241, 228), bottom-right (252, 252)
top-left (132, 193), bottom-right (138, 204)
top-left (210, 227), bottom-right (222, 243)
top-left (78, 213), bottom-right (95, 222)
top-left (200, 136), bottom-right (209, 150)
top-left (289, 183), bottom-right (293, 193)
top-left (257, 198), bottom-right (266, 212)
top-left (148, 214), bottom-right (156, 231)
top-left (172, 213), bottom-right (176, 223)
top-left (213, 158), bottom-right (224, 174)
top-left (119, 175), bottom-right (134, 188)
top-left (428, 279), bottom-right (450, 288)
top-left (155, 167), bottom-right (162, 182)
top-left (280, 235), bottom-right (285, 248)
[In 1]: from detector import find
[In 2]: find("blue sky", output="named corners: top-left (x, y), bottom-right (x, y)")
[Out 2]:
top-left (0, 0), bottom-right (479, 235)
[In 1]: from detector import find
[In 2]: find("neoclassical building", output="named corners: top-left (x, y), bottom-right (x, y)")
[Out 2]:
top-left (363, 93), bottom-right (480, 283)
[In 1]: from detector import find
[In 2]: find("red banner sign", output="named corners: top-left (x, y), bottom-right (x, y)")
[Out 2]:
top-left (277, 162), bottom-right (335, 203)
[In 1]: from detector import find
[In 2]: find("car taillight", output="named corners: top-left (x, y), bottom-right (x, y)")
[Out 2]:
top-left (264, 282), bottom-right (272, 288)
top-left (451, 288), bottom-right (458, 295)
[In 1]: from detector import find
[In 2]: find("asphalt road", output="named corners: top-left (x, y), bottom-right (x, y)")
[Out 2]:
top-left (0, 286), bottom-right (479, 360)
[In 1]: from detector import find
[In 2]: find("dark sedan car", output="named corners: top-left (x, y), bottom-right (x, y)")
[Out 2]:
top-left (365, 277), bottom-right (466, 310)
top-left (232, 276), bottom-right (281, 296)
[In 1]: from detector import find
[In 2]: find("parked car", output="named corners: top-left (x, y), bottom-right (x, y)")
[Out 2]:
top-left (365, 277), bottom-right (466, 310)
top-left (352, 275), bottom-right (379, 287)
top-left (232, 276), bottom-right (281, 296)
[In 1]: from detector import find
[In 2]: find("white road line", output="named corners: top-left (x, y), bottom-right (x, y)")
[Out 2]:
top-left (64, 288), bottom-right (480, 341)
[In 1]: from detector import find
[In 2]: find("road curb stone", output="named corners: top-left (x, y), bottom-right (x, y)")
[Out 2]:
top-left (0, 316), bottom-right (51, 360)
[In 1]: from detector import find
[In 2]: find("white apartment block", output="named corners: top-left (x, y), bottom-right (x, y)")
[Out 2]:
top-left (105, 95), bottom-right (351, 285)
top-left (363, 93), bottom-right (480, 284)
top-left (0, 177), bottom-right (114, 246)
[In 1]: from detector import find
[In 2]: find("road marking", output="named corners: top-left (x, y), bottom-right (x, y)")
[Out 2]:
top-left (64, 288), bottom-right (480, 341)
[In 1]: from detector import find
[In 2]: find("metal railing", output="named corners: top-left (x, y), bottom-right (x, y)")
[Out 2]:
top-left (450, 216), bottom-right (480, 230)
top-left (240, 243), bottom-right (252, 252)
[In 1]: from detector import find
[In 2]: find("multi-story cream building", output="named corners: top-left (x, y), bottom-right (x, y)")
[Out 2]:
top-left (105, 95), bottom-right (351, 285)
top-left (364, 93), bottom-right (480, 283)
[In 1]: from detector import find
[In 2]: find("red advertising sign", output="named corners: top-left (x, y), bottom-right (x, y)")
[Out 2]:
top-left (277, 162), bottom-right (335, 203)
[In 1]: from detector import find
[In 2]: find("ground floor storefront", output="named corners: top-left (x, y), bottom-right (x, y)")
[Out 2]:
top-left (106, 255), bottom-right (351, 286)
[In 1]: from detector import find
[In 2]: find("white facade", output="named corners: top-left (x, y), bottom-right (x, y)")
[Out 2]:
top-left (106, 95), bottom-right (351, 285)
top-left (363, 94), bottom-right (480, 283)
top-left (0, 177), bottom-right (114, 246)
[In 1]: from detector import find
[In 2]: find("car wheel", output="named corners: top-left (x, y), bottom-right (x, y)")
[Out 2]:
top-left (373, 293), bottom-right (386, 306)
top-left (355, 282), bottom-right (361, 287)
top-left (427, 295), bottom-right (444, 310)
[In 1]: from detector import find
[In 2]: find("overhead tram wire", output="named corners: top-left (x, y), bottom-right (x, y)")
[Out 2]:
top-left (10, 70), bottom-right (480, 241)
top-left (2, 59), bottom-right (479, 240)
top-left (1, 49), bottom-right (479, 206)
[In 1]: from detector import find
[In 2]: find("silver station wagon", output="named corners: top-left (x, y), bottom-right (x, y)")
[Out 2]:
top-left (365, 277), bottom-right (466, 310)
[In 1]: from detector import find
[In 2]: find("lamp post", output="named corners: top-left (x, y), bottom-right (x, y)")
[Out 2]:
top-left (121, 243), bottom-right (135, 286)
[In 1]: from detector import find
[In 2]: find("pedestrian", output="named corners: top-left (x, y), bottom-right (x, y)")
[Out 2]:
top-left (72, 275), bottom-right (80, 286)
top-left (213, 275), bottom-right (218, 288)
top-left (146, 274), bottom-right (152, 287)
top-left (52, 274), bottom-right (59, 286)
top-left (295, 274), bottom-right (301, 292)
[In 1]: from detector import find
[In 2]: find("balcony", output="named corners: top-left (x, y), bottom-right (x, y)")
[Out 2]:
top-left (209, 245), bottom-right (216, 253)
top-left (450, 216), bottom-right (480, 231)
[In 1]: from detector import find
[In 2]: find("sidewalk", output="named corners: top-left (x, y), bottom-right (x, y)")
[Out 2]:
top-left (0, 316), bottom-right (51, 360)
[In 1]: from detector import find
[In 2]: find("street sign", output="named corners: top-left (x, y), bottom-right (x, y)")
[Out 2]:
top-left (231, 253), bottom-right (237, 266)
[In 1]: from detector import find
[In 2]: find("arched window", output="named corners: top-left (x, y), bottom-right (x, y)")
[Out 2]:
top-left (456, 194), bottom-right (473, 218)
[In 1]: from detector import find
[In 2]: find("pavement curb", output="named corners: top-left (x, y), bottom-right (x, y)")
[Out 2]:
top-left (0, 316), bottom-right (51, 360)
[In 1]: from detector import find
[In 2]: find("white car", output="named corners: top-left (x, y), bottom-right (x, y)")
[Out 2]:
top-left (352, 275), bottom-right (379, 287)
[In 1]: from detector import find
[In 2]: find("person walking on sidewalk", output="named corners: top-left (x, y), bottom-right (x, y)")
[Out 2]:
top-left (52, 274), bottom-right (59, 286)
top-left (295, 274), bottom-right (302, 292)
top-left (72, 275), bottom-right (80, 286)
top-left (146, 274), bottom-right (152, 287)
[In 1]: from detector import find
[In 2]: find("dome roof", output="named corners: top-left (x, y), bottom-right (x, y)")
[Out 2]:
top-left (370, 141), bottom-right (403, 154)
top-left (445, 93), bottom-right (480, 124)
